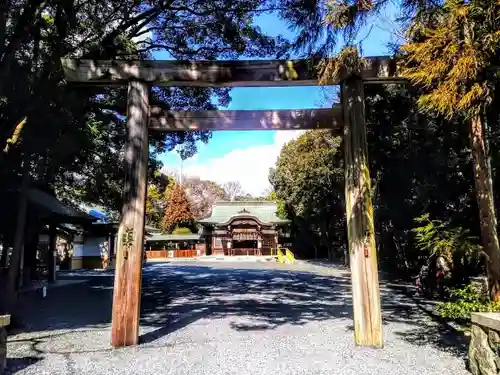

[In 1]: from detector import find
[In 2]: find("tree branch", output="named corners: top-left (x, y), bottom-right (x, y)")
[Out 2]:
top-left (0, 0), bottom-right (46, 95)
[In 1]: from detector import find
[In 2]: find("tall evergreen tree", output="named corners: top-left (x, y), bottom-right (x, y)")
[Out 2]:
top-left (401, 0), bottom-right (500, 300)
top-left (270, 130), bottom-right (344, 259)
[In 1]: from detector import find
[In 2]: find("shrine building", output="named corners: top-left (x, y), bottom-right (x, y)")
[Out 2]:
top-left (144, 200), bottom-right (290, 260)
top-left (198, 201), bottom-right (290, 256)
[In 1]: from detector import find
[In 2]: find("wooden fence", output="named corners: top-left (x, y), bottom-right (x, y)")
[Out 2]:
top-left (145, 249), bottom-right (198, 259)
top-left (227, 248), bottom-right (276, 256)
top-left (146, 247), bottom-right (277, 259)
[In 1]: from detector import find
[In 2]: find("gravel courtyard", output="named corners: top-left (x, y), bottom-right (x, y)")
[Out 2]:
top-left (6, 262), bottom-right (470, 375)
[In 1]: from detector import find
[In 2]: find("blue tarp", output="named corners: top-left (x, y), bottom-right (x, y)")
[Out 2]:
top-left (88, 209), bottom-right (107, 222)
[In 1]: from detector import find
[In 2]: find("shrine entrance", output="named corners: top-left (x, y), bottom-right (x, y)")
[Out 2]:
top-left (61, 57), bottom-right (403, 349)
top-left (228, 219), bottom-right (262, 257)
top-left (231, 240), bottom-right (258, 256)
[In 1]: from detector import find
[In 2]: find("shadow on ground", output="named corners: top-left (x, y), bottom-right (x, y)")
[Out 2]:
top-left (10, 263), bottom-right (468, 362)
top-left (5, 356), bottom-right (41, 374)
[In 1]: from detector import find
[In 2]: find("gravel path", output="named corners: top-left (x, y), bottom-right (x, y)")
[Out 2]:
top-left (6, 262), bottom-right (470, 375)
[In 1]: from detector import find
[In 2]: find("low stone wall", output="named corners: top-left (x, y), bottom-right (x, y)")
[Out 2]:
top-left (0, 315), bottom-right (10, 375)
top-left (469, 312), bottom-right (500, 375)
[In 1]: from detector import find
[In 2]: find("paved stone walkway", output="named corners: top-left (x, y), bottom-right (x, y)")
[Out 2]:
top-left (5, 263), bottom-right (470, 375)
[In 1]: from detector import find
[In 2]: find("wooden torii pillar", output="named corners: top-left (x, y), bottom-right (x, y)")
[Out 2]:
top-left (342, 77), bottom-right (382, 348)
top-left (110, 79), bottom-right (150, 347)
top-left (61, 57), bottom-right (401, 349)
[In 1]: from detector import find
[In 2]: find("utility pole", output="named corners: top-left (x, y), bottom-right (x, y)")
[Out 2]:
top-left (179, 158), bottom-right (183, 185)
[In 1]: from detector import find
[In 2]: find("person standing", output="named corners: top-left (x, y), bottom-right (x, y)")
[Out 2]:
top-left (436, 255), bottom-right (451, 298)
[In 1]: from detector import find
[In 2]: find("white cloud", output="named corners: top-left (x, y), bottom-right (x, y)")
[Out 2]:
top-left (165, 130), bottom-right (305, 196)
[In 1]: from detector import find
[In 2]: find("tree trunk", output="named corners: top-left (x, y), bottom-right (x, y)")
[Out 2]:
top-left (470, 114), bottom-right (500, 301)
top-left (47, 223), bottom-right (56, 283)
top-left (0, 165), bottom-right (28, 317)
top-left (23, 231), bottom-right (39, 284)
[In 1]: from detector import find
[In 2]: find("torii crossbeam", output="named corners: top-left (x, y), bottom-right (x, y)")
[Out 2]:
top-left (61, 57), bottom-right (404, 349)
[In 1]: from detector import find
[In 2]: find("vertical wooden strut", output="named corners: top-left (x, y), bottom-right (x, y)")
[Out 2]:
top-left (341, 77), bottom-right (383, 348)
top-left (111, 79), bottom-right (150, 348)
top-left (48, 223), bottom-right (57, 283)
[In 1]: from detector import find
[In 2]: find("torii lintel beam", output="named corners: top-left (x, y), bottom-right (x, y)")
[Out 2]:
top-left (60, 57), bottom-right (404, 87)
top-left (148, 107), bottom-right (343, 132)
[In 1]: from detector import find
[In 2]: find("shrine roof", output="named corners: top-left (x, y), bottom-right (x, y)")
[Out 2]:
top-left (198, 201), bottom-right (289, 225)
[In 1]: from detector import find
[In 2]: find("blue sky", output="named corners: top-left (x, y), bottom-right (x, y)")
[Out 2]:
top-left (158, 8), bottom-right (398, 196)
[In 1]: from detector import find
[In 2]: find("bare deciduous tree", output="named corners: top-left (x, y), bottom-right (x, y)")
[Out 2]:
top-left (223, 181), bottom-right (243, 201)
top-left (183, 176), bottom-right (228, 219)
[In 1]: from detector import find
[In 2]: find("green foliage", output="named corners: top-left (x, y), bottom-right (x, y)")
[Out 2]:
top-left (412, 213), bottom-right (481, 266)
top-left (145, 171), bottom-right (174, 228)
top-left (146, 186), bottom-right (166, 229)
top-left (171, 227), bottom-right (193, 235)
top-left (265, 191), bottom-right (287, 219)
top-left (0, 0), bottom-right (289, 215)
top-left (270, 130), bottom-right (344, 259)
top-left (266, 191), bottom-right (277, 201)
top-left (304, 0), bottom-right (500, 286)
top-left (437, 284), bottom-right (500, 320)
top-left (363, 83), bottom-right (483, 275)
top-left (282, 0), bottom-right (500, 281)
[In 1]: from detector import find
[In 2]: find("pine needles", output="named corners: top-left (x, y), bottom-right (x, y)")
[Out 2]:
top-left (401, 0), bottom-right (500, 119)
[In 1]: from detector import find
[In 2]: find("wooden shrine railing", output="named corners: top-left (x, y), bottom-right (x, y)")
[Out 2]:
top-left (173, 249), bottom-right (198, 258)
top-left (145, 249), bottom-right (198, 259)
top-left (227, 248), bottom-right (276, 256)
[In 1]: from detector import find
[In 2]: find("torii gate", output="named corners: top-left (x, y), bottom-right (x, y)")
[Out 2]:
top-left (61, 57), bottom-right (402, 349)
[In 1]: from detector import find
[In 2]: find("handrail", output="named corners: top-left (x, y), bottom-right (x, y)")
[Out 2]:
top-left (285, 248), bottom-right (295, 264)
top-left (276, 247), bottom-right (295, 264)
top-left (276, 248), bottom-right (286, 263)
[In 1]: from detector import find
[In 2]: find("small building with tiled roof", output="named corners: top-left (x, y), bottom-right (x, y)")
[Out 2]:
top-left (198, 200), bottom-right (290, 256)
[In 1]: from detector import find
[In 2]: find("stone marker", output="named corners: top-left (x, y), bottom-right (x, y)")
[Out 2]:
top-left (470, 276), bottom-right (489, 300)
top-left (0, 315), bottom-right (10, 375)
